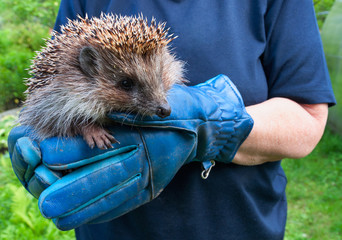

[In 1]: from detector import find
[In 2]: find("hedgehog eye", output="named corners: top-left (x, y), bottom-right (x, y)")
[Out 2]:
top-left (119, 78), bottom-right (134, 91)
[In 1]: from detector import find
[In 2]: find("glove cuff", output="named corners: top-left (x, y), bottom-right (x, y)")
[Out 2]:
top-left (195, 75), bottom-right (254, 163)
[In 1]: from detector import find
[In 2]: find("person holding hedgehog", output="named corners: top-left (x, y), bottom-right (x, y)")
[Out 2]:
top-left (8, 0), bottom-right (336, 240)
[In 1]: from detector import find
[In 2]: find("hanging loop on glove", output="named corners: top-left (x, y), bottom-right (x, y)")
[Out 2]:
top-left (201, 160), bottom-right (216, 179)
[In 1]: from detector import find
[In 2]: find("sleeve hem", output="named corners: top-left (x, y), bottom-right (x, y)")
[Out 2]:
top-left (268, 89), bottom-right (336, 107)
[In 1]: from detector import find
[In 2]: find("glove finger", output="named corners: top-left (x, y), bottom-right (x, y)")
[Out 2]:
top-left (53, 181), bottom-right (150, 231)
top-left (38, 145), bottom-right (148, 219)
top-left (8, 125), bottom-right (34, 157)
top-left (39, 125), bottom-right (141, 170)
top-left (28, 165), bottom-right (63, 198)
top-left (40, 136), bottom-right (110, 170)
top-left (11, 137), bottom-right (41, 186)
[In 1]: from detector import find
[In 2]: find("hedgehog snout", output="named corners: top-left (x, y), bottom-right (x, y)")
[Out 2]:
top-left (156, 102), bottom-right (171, 118)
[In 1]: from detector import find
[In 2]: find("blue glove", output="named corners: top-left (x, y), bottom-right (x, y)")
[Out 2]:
top-left (8, 74), bottom-right (253, 230)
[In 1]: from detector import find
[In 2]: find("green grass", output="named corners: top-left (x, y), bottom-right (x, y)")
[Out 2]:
top-left (283, 129), bottom-right (342, 240)
top-left (0, 115), bottom-right (341, 239)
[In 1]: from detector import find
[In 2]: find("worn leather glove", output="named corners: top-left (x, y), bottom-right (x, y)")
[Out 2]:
top-left (8, 74), bottom-right (253, 230)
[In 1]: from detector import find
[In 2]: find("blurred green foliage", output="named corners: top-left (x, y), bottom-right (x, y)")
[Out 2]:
top-left (0, 0), bottom-right (59, 111)
top-left (0, 0), bottom-right (59, 26)
top-left (314, 0), bottom-right (337, 28)
top-left (0, 115), bottom-right (17, 152)
top-left (321, 0), bottom-right (342, 134)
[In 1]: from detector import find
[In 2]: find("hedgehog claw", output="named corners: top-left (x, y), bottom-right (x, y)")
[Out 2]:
top-left (81, 124), bottom-right (116, 149)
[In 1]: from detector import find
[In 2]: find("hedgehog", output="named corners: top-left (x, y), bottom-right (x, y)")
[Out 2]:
top-left (19, 13), bottom-right (185, 149)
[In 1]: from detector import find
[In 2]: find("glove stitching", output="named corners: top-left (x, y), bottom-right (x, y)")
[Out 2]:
top-left (137, 128), bottom-right (154, 200)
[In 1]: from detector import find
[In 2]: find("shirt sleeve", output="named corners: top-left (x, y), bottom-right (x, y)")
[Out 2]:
top-left (262, 0), bottom-right (336, 106)
top-left (53, 0), bottom-right (85, 33)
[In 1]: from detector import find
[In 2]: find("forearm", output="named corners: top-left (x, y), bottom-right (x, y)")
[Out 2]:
top-left (233, 97), bottom-right (328, 166)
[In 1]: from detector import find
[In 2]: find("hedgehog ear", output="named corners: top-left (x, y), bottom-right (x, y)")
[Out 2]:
top-left (79, 46), bottom-right (102, 78)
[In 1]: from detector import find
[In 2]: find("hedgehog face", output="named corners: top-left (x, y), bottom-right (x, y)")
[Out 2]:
top-left (78, 45), bottom-right (184, 118)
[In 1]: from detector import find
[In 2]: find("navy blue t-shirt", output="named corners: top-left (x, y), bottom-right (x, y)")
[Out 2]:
top-left (53, 1), bottom-right (336, 239)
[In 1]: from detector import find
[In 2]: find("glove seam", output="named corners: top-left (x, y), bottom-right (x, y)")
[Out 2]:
top-left (137, 128), bottom-right (154, 200)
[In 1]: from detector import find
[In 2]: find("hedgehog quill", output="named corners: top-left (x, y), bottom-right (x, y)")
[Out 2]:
top-left (19, 13), bottom-right (185, 149)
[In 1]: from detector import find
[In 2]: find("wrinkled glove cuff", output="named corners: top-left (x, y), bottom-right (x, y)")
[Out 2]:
top-left (194, 75), bottom-right (253, 163)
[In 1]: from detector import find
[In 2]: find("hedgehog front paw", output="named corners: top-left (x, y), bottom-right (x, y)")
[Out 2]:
top-left (81, 124), bottom-right (118, 149)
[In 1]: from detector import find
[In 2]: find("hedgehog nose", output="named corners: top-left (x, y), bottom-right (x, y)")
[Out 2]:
top-left (156, 104), bottom-right (171, 118)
